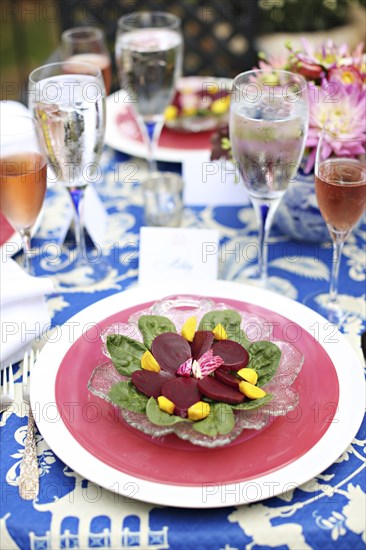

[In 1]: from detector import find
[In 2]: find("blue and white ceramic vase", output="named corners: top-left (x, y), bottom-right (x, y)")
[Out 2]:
top-left (274, 164), bottom-right (330, 243)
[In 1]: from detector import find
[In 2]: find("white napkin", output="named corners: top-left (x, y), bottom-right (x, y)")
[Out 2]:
top-left (0, 100), bottom-right (31, 118)
top-left (0, 259), bottom-right (54, 368)
top-left (0, 101), bottom-right (37, 157)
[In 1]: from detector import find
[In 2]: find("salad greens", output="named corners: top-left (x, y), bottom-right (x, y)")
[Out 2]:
top-left (146, 397), bottom-right (187, 426)
top-left (108, 379), bottom-right (148, 413)
top-left (193, 403), bottom-right (235, 437)
top-left (107, 311), bottom-right (282, 439)
top-left (248, 341), bottom-right (281, 387)
top-left (138, 315), bottom-right (177, 349)
top-left (106, 334), bottom-right (146, 376)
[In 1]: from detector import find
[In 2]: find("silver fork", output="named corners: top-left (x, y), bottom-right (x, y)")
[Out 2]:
top-left (18, 349), bottom-right (39, 500)
top-left (0, 364), bottom-right (14, 413)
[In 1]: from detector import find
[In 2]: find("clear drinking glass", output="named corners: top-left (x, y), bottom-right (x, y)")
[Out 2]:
top-left (61, 26), bottom-right (112, 95)
top-left (0, 115), bottom-right (47, 275)
top-left (28, 61), bottom-right (108, 285)
top-left (229, 70), bottom-right (309, 287)
top-left (115, 11), bottom-right (183, 173)
top-left (307, 129), bottom-right (366, 324)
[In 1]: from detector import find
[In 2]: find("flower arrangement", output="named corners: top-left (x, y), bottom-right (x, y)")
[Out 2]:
top-left (211, 39), bottom-right (366, 172)
top-left (258, 39), bottom-right (366, 172)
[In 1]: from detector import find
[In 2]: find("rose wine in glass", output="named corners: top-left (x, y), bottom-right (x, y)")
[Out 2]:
top-left (309, 130), bottom-right (366, 324)
top-left (115, 11), bottom-right (183, 173)
top-left (229, 70), bottom-right (309, 287)
top-left (61, 26), bottom-right (112, 95)
top-left (0, 116), bottom-right (47, 274)
top-left (28, 61), bottom-right (108, 286)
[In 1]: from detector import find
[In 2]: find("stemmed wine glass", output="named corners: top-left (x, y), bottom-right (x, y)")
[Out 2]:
top-left (61, 26), bottom-right (112, 95)
top-left (229, 70), bottom-right (309, 287)
top-left (28, 61), bottom-right (108, 286)
top-left (115, 11), bottom-right (183, 173)
top-left (0, 115), bottom-right (47, 275)
top-left (306, 129), bottom-right (366, 324)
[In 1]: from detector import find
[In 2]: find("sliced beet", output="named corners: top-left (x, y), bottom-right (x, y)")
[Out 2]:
top-left (161, 377), bottom-right (201, 418)
top-left (212, 340), bottom-right (249, 371)
top-left (214, 368), bottom-right (241, 389)
top-left (131, 370), bottom-right (173, 399)
top-left (198, 376), bottom-right (244, 405)
top-left (151, 332), bottom-right (192, 374)
top-left (190, 330), bottom-right (214, 360)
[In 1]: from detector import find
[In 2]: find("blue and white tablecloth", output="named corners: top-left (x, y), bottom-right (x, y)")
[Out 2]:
top-left (1, 147), bottom-right (365, 550)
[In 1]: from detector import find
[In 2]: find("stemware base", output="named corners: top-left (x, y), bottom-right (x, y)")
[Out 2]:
top-left (236, 263), bottom-right (288, 295)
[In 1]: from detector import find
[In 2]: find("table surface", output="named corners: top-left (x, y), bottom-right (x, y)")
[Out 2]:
top-left (1, 147), bottom-right (365, 550)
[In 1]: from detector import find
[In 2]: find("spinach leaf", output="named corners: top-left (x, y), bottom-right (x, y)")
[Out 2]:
top-left (230, 393), bottom-right (273, 410)
top-left (229, 328), bottom-right (250, 350)
top-left (248, 341), bottom-right (281, 386)
top-left (146, 397), bottom-right (187, 426)
top-left (107, 334), bottom-right (147, 376)
top-left (138, 315), bottom-right (177, 349)
top-left (193, 403), bottom-right (235, 437)
top-left (108, 380), bottom-right (148, 413)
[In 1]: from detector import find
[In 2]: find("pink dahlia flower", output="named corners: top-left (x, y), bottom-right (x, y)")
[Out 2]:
top-left (305, 81), bottom-right (366, 172)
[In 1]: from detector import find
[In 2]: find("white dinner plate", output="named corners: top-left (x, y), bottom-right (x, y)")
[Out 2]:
top-left (31, 280), bottom-right (365, 508)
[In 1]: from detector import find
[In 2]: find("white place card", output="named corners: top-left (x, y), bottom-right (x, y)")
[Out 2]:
top-left (138, 227), bottom-right (219, 285)
top-left (84, 185), bottom-right (108, 247)
top-left (182, 151), bottom-right (250, 207)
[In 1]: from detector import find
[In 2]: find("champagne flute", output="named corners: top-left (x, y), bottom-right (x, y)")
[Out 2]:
top-left (307, 129), bottom-right (366, 324)
top-left (115, 11), bottom-right (183, 173)
top-left (28, 61), bottom-right (107, 285)
top-left (61, 26), bottom-right (112, 95)
top-left (229, 70), bottom-right (309, 287)
top-left (0, 115), bottom-right (47, 275)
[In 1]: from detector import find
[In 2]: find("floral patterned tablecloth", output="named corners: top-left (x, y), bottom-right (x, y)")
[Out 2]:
top-left (1, 147), bottom-right (365, 550)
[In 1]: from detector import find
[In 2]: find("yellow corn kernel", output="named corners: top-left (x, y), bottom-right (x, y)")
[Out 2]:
top-left (262, 73), bottom-right (279, 86)
top-left (182, 106), bottom-right (197, 117)
top-left (206, 83), bottom-right (218, 94)
top-left (239, 381), bottom-right (266, 400)
top-left (237, 367), bottom-right (258, 385)
top-left (212, 323), bottom-right (228, 340)
top-left (141, 350), bottom-right (160, 372)
top-left (187, 401), bottom-right (210, 421)
top-left (158, 396), bottom-right (175, 415)
top-left (164, 105), bottom-right (178, 121)
top-left (181, 316), bottom-right (197, 342)
top-left (211, 95), bottom-right (230, 115)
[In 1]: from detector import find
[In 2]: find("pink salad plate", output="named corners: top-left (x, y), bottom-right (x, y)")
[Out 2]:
top-left (106, 91), bottom-right (213, 162)
top-left (31, 281), bottom-right (365, 508)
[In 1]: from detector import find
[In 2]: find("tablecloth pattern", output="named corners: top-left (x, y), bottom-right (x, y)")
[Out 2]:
top-left (1, 147), bottom-right (365, 550)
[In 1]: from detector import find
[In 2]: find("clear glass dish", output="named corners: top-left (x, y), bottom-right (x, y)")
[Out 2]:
top-left (88, 295), bottom-right (304, 448)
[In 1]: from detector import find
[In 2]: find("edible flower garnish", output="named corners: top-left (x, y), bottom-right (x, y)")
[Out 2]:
top-left (177, 357), bottom-right (193, 377)
top-left (177, 349), bottom-right (224, 379)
